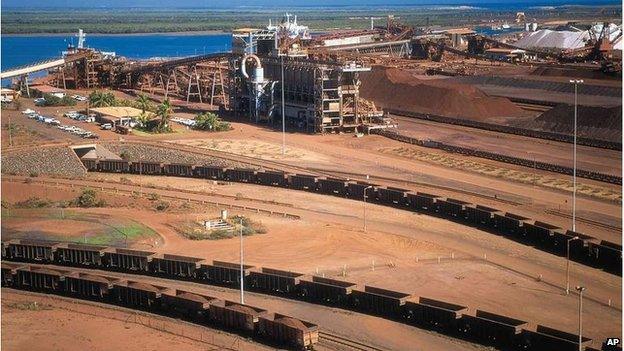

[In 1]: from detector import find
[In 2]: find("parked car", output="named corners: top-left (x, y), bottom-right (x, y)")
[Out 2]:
top-left (33, 98), bottom-right (46, 106)
top-left (72, 94), bottom-right (87, 101)
top-left (21, 109), bottom-right (35, 115)
top-left (100, 123), bottom-right (113, 130)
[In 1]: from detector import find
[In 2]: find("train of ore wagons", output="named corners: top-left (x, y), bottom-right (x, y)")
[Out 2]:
top-left (1, 238), bottom-right (618, 351)
top-left (0, 158), bottom-right (620, 351)
top-left (82, 158), bottom-right (622, 276)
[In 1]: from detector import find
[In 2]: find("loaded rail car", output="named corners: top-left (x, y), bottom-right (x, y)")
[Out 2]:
top-left (518, 325), bottom-right (592, 351)
top-left (495, 213), bottom-right (530, 238)
top-left (1, 262), bottom-right (24, 287)
top-left (258, 313), bottom-right (319, 350)
top-left (407, 192), bottom-right (441, 212)
top-left (403, 297), bottom-right (468, 331)
top-left (257, 170), bottom-right (288, 187)
top-left (457, 310), bottom-right (527, 348)
top-left (350, 286), bottom-right (411, 317)
top-left (566, 230), bottom-right (594, 261)
top-left (150, 254), bottom-right (206, 279)
top-left (297, 276), bottom-right (357, 305)
top-left (248, 268), bottom-right (306, 295)
top-left (98, 159), bottom-right (130, 173)
top-left (201, 261), bottom-right (254, 287)
top-left (225, 168), bottom-right (257, 183)
top-left (375, 186), bottom-right (409, 207)
top-left (466, 205), bottom-right (501, 230)
top-left (194, 165), bottom-right (226, 180)
top-left (316, 177), bottom-right (348, 196)
top-left (439, 198), bottom-right (471, 220)
top-left (547, 231), bottom-right (577, 256)
top-left (102, 248), bottom-right (156, 272)
top-left (63, 272), bottom-right (116, 301)
top-left (209, 300), bottom-right (267, 334)
top-left (289, 174), bottom-right (318, 191)
top-left (15, 266), bottom-right (67, 293)
top-left (346, 181), bottom-right (378, 200)
top-left (4, 239), bottom-right (58, 262)
top-left (82, 158), bottom-right (97, 171)
top-left (524, 221), bottom-right (562, 250)
top-left (129, 161), bottom-right (163, 175)
top-left (112, 280), bottom-right (169, 310)
top-left (54, 243), bottom-right (107, 267)
top-left (164, 163), bottom-right (194, 177)
top-left (161, 289), bottom-right (216, 321)
top-left (594, 241), bottom-right (623, 275)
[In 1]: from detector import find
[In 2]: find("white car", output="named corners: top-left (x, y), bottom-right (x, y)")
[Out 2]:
top-left (22, 109), bottom-right (36, 115)
top-left (72, 95), bottom-right (87, 101)
top-left (100, 123), bottom-right (113, 130)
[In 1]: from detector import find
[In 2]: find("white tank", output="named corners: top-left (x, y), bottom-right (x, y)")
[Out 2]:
top-left (254, 67), bottom-right (264, 83)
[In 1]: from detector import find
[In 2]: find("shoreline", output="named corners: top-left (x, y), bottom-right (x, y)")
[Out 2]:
top-left (3, 30), bottom-right (231, 37)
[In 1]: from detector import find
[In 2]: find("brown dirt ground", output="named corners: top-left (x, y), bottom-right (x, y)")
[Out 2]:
top-left (1, 179), bottom-right (620, 347)
top-left (1, 289), bottom-right (266, 351)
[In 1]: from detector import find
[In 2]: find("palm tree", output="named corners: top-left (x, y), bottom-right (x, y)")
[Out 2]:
top-left (89, 90), bottom-right (105, 107)
top-left (156, 98), bottom-right (172, 132)
top-left (136, 94), bottom-right (152, 113)
top-left (89, 90), bottom-right (116, 108)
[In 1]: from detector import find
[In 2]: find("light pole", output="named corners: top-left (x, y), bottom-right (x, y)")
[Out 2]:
top-left (281, 54), bottom-right (286, 156)
top-left (576, 286), bottom-right (586, 351)
top-left (363, 186), bottom-right (373, 232)
top-left (239, 217), bottom-right (244, 304)
top-left (569, 79), bottom-right (583, 233)
top-left (566, 236), bottom-right (579, 295)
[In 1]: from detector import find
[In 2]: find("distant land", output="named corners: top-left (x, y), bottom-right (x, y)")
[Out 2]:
top-left (1, 3), bottom-right (621, 34)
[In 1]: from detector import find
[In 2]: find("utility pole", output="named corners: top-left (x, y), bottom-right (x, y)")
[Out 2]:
top-left (566, 236), bottom-right (579, 295)
top-left (569, 79), bottom-right (583, 233)
top-left (576, 286), bottom-right (586, 351)
top-left (239, 217), bottom-right (245, 304)
top-left (281, 54), bottom-right (286, 156)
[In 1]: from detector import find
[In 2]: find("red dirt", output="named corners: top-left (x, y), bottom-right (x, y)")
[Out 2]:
top-left (1, 289), bottom-right (267, 351)
top-left (359, 66), bottom-right (529, 121)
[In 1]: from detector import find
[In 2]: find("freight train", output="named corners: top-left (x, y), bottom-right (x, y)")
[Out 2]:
top-left (81, 158), bottom-right (622, 276)
top-left (1, 239), bottom-right (617, 351)
top-left (1, 259), bottom-right (319, 350)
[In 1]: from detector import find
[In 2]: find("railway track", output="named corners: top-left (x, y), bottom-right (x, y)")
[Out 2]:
top-left (319, 331), bottom-right (387, 351)
top-left (544, 209), bottom-right (622, 233)
top-left (126, 140), bottom-right (526, 207)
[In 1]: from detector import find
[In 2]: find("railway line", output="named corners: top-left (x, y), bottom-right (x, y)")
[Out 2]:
top-left (319, 331), bottom-right (387, 351)
top-left (126, 140), bottom-right (527, 206)
top-left (76, 157), bottom-right (622, 276)
top-left (0, 250), bottom-right (605, 351)
top-left (371, 128), bottom-right (621, 185)
top-left (386, 108), bottom-right (622, 151)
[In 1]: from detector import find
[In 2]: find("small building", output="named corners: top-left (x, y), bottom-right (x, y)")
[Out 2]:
top-left (0, 88), bottom-right (19, 103)
top-left (443, 28), bottom-right (476, 48)
top-left (90, 106), bottom-right (153, 127)
top-left (31, 85), bottom-right (66, 98)
top-left (484, 48), bottom-right (535, 62)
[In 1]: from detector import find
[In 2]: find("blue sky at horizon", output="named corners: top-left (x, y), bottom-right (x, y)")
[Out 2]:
top-left (2, 0), bottom-right (621, 8)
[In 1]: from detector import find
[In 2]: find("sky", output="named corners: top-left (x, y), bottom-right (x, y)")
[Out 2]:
top-left (2, 0), bottom-right (621, 8)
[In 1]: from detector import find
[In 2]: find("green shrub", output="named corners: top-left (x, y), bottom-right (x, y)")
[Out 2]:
top-left (15, 197), bottom-right (52, 208)
top-left (155, 201), bottom-right (170, 211)
top-left (194, 112), bottom-right (231, 132)
top-left (74, 188), bottom-right (106, 208)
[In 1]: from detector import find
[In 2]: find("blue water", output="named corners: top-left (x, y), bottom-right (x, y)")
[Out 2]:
top-left (1, 33), bottom-right (232, 85)
top-left (1, 33), bottom-right (232, 69)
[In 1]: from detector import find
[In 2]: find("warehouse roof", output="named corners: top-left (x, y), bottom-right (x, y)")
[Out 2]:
top-left (90, 106), bottom-right (152, 118)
